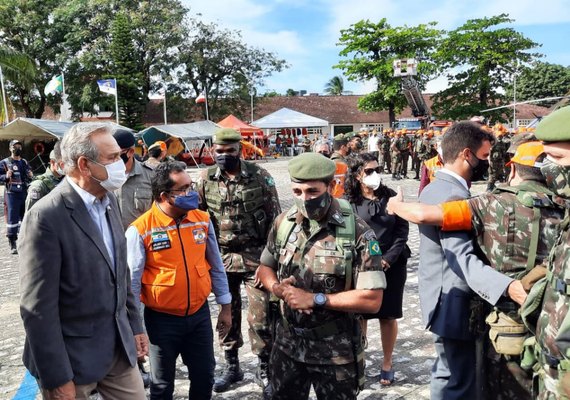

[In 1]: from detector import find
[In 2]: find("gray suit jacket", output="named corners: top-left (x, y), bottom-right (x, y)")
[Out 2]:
top-left (418, 171), bottom-right (513, 340)
top-left (19, 179), bottom-right (143, 389)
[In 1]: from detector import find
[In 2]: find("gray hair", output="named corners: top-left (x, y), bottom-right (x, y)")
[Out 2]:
top-left (313, 139), bottom-right (331, 153)
top-left (62, 123), bottom-right (113, 173)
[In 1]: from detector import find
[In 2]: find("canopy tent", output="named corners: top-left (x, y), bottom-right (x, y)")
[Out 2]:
top-left (217, 114), bottom-right (264, 138)
top-left (138, 120), bottom-right (220, 167)
top-left (252, 107), bottom-right (328, 129)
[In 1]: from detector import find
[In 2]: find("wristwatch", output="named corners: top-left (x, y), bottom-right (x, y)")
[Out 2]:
top-left (313, 292), bottom-right (327, 308)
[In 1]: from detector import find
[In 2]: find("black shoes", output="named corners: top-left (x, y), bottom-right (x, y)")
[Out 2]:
top-left (213, 351), bottom-right (244, 393)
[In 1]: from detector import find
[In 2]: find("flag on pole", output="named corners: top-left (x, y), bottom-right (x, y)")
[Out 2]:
top-left (97, 79), bottom-right (117, 96)
top-left (195, 92), bottom-right (206, 104)
top-left (44, 75), bottom-right (64, 96)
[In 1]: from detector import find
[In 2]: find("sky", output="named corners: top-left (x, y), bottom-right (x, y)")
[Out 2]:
top-left (183, 0), bottom-right (570, 96)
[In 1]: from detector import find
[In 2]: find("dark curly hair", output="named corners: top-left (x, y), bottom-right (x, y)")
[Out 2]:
top-left (344, 152), bottom-right (392, 206)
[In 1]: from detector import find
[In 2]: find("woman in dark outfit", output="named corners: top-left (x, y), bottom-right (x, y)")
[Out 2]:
top-left (344, 152), bottom-right (410, 386)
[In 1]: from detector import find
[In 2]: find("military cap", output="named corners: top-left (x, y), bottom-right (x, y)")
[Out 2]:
top-left (344, 132), bottom-right (355, 140)
top-left (212, 128), bottom-right (242, 144)
top-left (506, 141), bottom-right (544, 168)
top-left (148, 140), bottom-right (167, 151)
top-left (507, 132), bottom-right (536, 154)
top-left (113, 129), bottom-right (135, 149)
top-left (333, 133), bottom-right (345, 141)
top-left (288, 152), bottom-right (336, 182)
top-left (535, 106), bottom-right (570, 142)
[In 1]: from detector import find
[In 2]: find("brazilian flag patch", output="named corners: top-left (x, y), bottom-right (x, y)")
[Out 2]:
top-left (369, 241), bottom-right (382, 256)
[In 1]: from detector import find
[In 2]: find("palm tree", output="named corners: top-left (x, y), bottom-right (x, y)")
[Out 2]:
top-left (0, 46), bottom-right (36, 123)
top-left (324, 76), bottom-right (344, 95)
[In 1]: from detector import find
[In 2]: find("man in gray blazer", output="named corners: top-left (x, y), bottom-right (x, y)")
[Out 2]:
top-left (19, 123), bottom-right (148, 399)
top-left (418, 121), bottom-right (526, 400)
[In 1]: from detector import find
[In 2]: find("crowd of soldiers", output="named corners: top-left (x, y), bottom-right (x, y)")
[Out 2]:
top-left (3, 109), bottom-right (570, 400)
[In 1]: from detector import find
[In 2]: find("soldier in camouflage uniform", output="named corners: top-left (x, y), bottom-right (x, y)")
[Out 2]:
top-left (378, 131), bottom-right (392, 173)
top-left (488, 126), bottom-right (512, 191)
top-left (196, 128), bottom-right (281, 396)
top-left (391, 131), bottom-right (407, 180)
top-left (522, 107), bottom-right (570, 399)
top-left (257, 152), bottom-right (387, 400)
top-left (411, 131), bottom-right (424, 180)
top-left (25, 142), bottom-right (64, 211)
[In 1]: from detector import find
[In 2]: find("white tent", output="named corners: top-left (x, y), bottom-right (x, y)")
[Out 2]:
top-left (252, 108), bottom-right (328, 129)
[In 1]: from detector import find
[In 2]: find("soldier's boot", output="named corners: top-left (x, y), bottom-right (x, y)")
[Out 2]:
top-left (213, 350), bottom-right (244, 393)
top-left (255, 356), bottom-right (272, 399)
top-left (8, 236), bottom-right (18, 255)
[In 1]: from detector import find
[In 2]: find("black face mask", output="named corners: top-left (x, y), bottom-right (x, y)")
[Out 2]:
top-left (467, 151), bottom-right (489, 182)
top-left (12, 148), bottom-right (22, 157)
top-left (215, 154), bottom-right (240, 172)
top-left (317, 152), bottom-right (331, 158)
top-left (120, 153), bottom-right (130, 165)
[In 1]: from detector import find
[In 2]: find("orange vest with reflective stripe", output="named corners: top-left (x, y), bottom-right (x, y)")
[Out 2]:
top-left (132, 203), bottom-right (212, 316)
top-left (331, 160), bottom-right (348, 198)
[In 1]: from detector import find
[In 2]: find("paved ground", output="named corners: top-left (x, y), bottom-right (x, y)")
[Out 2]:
top-left (0, 158), bottom-right (487, 399)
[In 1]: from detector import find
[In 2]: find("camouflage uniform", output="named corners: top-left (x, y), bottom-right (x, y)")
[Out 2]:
top-left (488, 135), bottom-right (511, 190)
top-left (399, 136), bottom-right (411, 178)
top-left (24, 168), bottom-right (62, 211)
top-left (379, 136), bottom-right (392, 173)
top-left (259, 199), bottom-right (386, 400)
top-left (455, 181), bottom-right (564, 399)
top-left (197, 160), bottom-right (281, 360)
top-left (411, 135), bottom-right (423, 179)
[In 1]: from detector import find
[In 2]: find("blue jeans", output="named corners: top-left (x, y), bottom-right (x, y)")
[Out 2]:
top-left (145, 303), bottom-right (215, 400)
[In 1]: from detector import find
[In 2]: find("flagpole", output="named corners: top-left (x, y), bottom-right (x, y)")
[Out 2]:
top-left (61, 72), bottom-right (66, 95)
top-left (163, 86), bottom-right (167, 125)
top-left (0, 66), bottom-right (9, 125)
top-left (204, 82), bottom-right (209, 121)
top-left (114, 78), bottom-right (119, 124)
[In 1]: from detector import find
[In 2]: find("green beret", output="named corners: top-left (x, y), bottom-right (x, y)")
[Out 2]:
top-left (288, 152), bottom-right (336, 182)
top-left (535, 106), bottom-right (570, 142)
top-left (344, 132), bottom-right (355, 140)
top-left (212, 128), bottom-right (242, 144)
top-left (333, 134), bottom-right (346, 142)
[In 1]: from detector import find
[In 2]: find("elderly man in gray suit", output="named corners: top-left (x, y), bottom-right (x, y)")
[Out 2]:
top-left (416, 121), bottom-right (526, 400)
top-left (19, 123), bottom-right (148, 399)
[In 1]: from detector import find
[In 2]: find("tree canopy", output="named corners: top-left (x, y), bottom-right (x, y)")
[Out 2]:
top-left (335, 19), bottom-right (441, 124)
top-left (506, 61), bottom-right (570, 107)
top-left (431, 14), bottom-right (541, 121)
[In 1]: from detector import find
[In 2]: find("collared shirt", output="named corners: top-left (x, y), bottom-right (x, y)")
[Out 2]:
top-left (126, 216), bottom-right (231, 311)
top-left (439, 168), bottom-right (469, 192)
top-left (67, 177), bottom-right (115, 267)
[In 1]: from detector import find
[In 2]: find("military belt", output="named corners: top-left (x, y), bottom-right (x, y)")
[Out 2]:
top-left (286, 318), bottom-right (351, 340)
top-left (495, 298), bottom-right (519, 313)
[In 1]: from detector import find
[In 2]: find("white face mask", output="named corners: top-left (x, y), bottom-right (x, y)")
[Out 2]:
top-left (90, 159), bottom-right (127, 192)
top-left (56, 166), bottom-right (65, 176)
top-left (362, 171), bottom-right (381, 190)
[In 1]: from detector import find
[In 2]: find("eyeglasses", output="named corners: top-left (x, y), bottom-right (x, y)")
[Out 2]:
top-left (363, 167), bottom-right (382, 176)
top-left (167, 183), bottom-right (196, 195)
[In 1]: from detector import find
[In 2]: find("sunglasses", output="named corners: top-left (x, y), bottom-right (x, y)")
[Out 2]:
top-left (363, 167), bottom-right (382, 176)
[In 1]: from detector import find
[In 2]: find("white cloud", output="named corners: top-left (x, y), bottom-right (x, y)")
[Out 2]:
top-left (185, 0), bottom-right (270, 25)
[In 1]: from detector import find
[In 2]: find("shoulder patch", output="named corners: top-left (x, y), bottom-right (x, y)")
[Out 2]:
top-left (369, 240), bottom-right (382, 256)
top-left (363, 229), bottom-right (376, 241)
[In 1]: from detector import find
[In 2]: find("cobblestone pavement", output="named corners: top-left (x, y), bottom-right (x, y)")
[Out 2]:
top-left (0, 158), bottom-right (487, 399)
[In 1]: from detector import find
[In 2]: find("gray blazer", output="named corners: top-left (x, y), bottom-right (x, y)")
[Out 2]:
top-left (19, 179), bottom-right (143, 390)
top-left (418, 171), bottom-right (513, 340)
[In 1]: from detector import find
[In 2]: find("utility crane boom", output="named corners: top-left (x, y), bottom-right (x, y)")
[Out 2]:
top-left (393, 58), bottom-right (431, 131)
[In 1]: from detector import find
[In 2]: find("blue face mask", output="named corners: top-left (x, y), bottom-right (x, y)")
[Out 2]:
top-left (172, 191), bottom-right (199, 211)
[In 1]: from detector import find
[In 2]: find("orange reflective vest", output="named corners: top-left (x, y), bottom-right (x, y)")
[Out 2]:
top-left (425, 155), bottom-right (444, 183)
top-left (131, 203), bottom-right (212, 316)
top-left (331, 160), bottom-right (348, 198)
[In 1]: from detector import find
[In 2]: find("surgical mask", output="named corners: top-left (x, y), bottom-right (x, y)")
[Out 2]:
top-left (294, 191), bottom-right (331, 221)
top-left (540, 158), bottom-right (570, 199)
top-left (215, 154), bottom-right (240, 171)
top-left (172, 191), bottom-right (199, 211)
top-left (467, 151), bottom-right (489, 182)
top-left (56, 165), bottom-right (65, 177)
top-left (90, 159), bottom-right (127, 192)
top-left (362, 172), bottom-right (381, 190)
top-left (12, 148), bottom-right (22, 157)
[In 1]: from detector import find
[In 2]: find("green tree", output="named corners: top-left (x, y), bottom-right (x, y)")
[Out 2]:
top-left (336, 19), bottom-right (441, 125)
top-left (432, 14), bottom-right (541, 121)
top-left (506, 61), bottom-right (570, 107)
top-left (286, 89), bottom-right (298, 96)
top-left (108, 12), bottom-right (145, 129)
top-left (0, 46), bottom-right (36, 123)
top-left (324, 76), bottom-right (344, 95)
top-left (176, 19), bottom-right (288, 121)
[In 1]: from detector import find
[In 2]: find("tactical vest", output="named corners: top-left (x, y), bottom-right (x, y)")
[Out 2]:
top-left (396, 137), bottom-right (409, 152)
top-left (488, 183), bottom-right (561, 279)
top-left (202, 162), bottom-right (267, 250)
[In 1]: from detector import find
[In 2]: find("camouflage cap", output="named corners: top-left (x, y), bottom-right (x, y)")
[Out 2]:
top-left (212, 128), bottom-right (242, 144)
top-left (535, 106), bottom-right (570, 142)
top-left (508, 132), bottom-right (537, 154)
top-left (506, 141), bottom-right (544, 168)
top-left (288, 152), bottom-right (336, 182)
